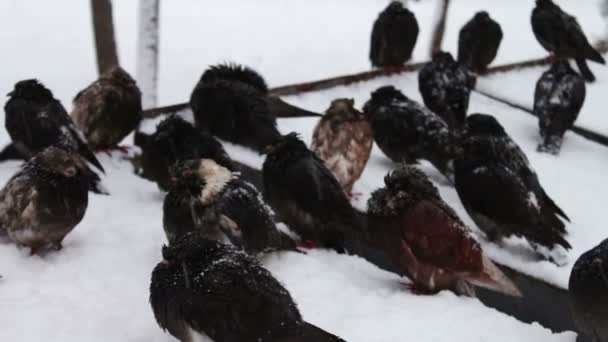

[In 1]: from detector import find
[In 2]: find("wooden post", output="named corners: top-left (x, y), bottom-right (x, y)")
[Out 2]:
top-left (429, 0), bottom-right (451, 57)
top-left (136, 0), bottom-right (160, 109)
top-left (91, 0), bottom-right (119, 75)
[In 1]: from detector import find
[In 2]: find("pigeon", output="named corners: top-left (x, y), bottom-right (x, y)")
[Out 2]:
top-left (163, 158), bottom-right (297, 255)
top-left (197, 63), bottom-right (321, 119)
top-left (199, 63), bottom-right (269, 94)
top-left (534, 61), bottom-right (586, 154)
top-left (454, 114), bottom-right (571, 265)
top-left (150, 232), bottom-right (347, 342)
top-left (162, 160), bottom-right (214, 244)
top-left (419, 51), bottom-right (472, 128)
top-left (458, 11), bottom-right (503, 73)
top-left (71, 66), bottom-right (142, 150)
top-left (190, 74), bottom-right (280, 152)
top-left (370, 1), bottom-right (419, 67)
top-left (310, 98), bottom-right (373, 196)
top-left (134, 115), bottom-right (234, 191)
top-left (0, 146), bottom-right (89, 254)
top-left (362, 85), bottom-right (460, 182)
top-left (367, 165), bottom-right (521, 297)
top-left (263, 133), bottom-right (361, 253)
top-left (531, 0), bottom-right (606, 82)
top-left (4, 79), bottom-right (105, 173)
top-left (190, 63), bottom-right (320, 153)
top-left (569, 238), bottom-right (608, 342)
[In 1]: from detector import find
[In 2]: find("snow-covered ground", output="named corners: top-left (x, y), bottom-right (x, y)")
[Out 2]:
top-left (0, 148), bottom-right (576, 342)
top-left (2, 0), bottom-right (607, 341)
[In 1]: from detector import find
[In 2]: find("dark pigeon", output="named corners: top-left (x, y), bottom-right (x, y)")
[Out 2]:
top-left (4, 79), bottom-right (105, 172)
top-left (370, 1), bottom-right (419, 67)
top-left (362, 85), bottom-right (460, 182)
top-left (163, 158), bottom-right (297, 255)
top-left (199, 63), bottom-right (322, 119)
top-left (150, 232), bottom-right (347, 342)
top-left (569, 238), bottom-right (608, 342)
top-left (263, 133), bottom-right (361, 253)
top-left (534, 61), bottom-right (586, 154)
top-left (458, 11), bottom-right (503, 73)
top-left (532, 0), bottom-right (606, 82)
top-left (419, 51), bottom-right (472, 128)
top-left (190, 63), bottom-right (320, 153)
top-left (134, 114), bottom-right (234, 191)
top-left (454, 114), bottom-right (571, 265)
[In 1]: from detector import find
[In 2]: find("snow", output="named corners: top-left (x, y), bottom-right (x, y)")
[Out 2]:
top-left (1, 0), bottom-right (606, 341)
top-left (527, 191), bottom-right (540, 210)
top-left (0, 151), bottom-right (575, 341)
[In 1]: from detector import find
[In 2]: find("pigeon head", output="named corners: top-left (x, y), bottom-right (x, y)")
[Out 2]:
top-left (262, 132), bottom-right (307, 155)
top-left (200, 63), bottom-right (268, 94)
top-left (549, 60), bottom-right (576, 75)
top-left (161, 232), bottom-right (232, 264)
top-left (474, 11), bottom-right (490, 20)
top-left (363, 85), bottom-right (408, 114)
top-left (326, 98), bottom-right (361, 120)
top-left (156, 115), bottom-right (192, 137)
top-left (431, 51), bottom-right (456, 64)
top-left (368, 165), bottom-right (440, 217)
top-left (168, 159), bottom-right (206, 187)
top-left (103, 66), bottom-right (137, 86)
top-left (8, 79), bottom-right (54, 102)
top-left (151, 116), bottom-right (194, 163)
top-left (169, 159), bottom-right (199, 178)
top-left (385, 1), bottom-right (405, 13)
top-left (384, 165), bottom-right (440, 199)
top-left (536, 0), bottom-right (561, 11)
top-left (465, 113), bottom-right (506, 137)
top-left (28, 146), bottom-right (87, 184)
top-left (536, 0), bottom-right (555, 8)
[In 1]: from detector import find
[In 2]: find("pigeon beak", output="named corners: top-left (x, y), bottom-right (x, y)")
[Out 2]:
top-left (7, 91), bottom-right (13, 97)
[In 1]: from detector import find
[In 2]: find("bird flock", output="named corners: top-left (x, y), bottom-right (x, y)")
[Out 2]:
top-left (0, 0), bottom-right (607, 341)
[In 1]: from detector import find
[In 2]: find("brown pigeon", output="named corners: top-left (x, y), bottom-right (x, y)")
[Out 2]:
top-left (311, 98), bottom-right (373, 196)
top-left (0, 146), bottom-right (89, 254)
top-left (71, 66), bottom-right (142, 150)
top-left (366, 165), bottom-right (521, 297)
